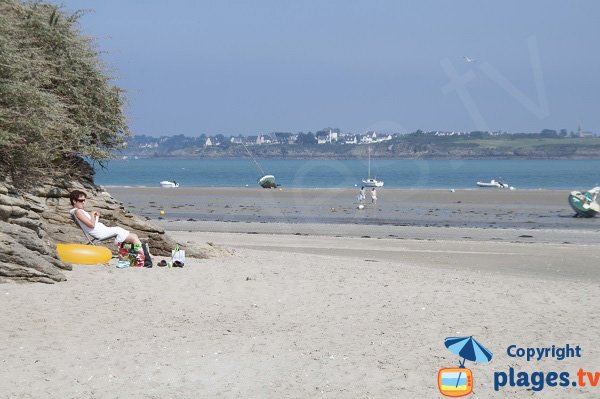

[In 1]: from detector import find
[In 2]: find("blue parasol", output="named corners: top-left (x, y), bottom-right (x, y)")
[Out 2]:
top-left (444, 336), bottom-right (493, 388)
top-left (445, 336), bottom-right (493, 367)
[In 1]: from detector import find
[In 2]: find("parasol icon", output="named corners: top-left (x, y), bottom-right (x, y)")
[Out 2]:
top-left (445, 336), bottom-right (493, 366)
top-left (444, 336), bottom-right (493, 389)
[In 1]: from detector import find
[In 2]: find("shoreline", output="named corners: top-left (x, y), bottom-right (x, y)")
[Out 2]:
top-left (106, 187), bottom-right (597, 232)
top-left (103, 185), bottom-right (571, 191)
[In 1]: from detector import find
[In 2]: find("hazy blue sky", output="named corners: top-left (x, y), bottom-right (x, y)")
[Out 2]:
top-left (52, 0), bottom-right (599, 136)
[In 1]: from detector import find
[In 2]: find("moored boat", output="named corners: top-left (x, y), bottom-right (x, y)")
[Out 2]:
top-left (160, 180), bottom-right (179, 188)
top-left (362, 178), bottom-right (384, 188)
top-left (258, 175), bottom-right (277, 188)
top-left (243, 144), bottom-right (277, 188)
top-left (476, 179), bottom-right (509, 188)
top-left (568, 187), bottom-right (600, 217)
top-left (362, 147), bottom-right (384, 187)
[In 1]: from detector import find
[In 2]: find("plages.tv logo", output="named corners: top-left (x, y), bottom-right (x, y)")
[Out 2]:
top-left (438, 336), bottom-right (493, 397)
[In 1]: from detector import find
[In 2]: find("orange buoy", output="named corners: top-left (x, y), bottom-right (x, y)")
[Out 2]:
top-left (56, 243), bottom-right (112, 264)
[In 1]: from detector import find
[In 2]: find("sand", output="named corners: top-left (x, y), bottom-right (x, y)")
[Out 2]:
top-left (1, 187), bottom-right (599, 398)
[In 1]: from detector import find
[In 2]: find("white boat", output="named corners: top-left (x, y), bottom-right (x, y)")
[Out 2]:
top-left (362, 178), bottom-right (384, 187)
top-left (568, 186), bottom-right (600, 218)
top-left (258, 175), bottom-right (277, 188)
top-left (160, 180), bottom-right (179, 188)
top-left (362, 147), bottom-right (384, 187)
top-left (243, 144), bottom-right (276, 188)
top-left (476, 179), bottom-right (509, 188)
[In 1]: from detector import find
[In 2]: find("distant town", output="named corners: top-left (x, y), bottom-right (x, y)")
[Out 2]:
top-left (121, 126), bottom-right (600, 159)
top-left (131, 126), bottom-right (596, 147)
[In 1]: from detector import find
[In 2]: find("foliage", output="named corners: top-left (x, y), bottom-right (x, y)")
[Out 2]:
top-left (295, 132), bottom-right (317, 145)
top-left (0, 0), bottom-right (128, 186)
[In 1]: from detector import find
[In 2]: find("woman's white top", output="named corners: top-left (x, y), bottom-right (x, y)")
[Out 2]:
top-left (70, 208), bottom-right (114, 239)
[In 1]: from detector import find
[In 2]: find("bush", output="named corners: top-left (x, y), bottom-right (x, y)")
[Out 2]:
top-left (0, 0), bottom-right (128, 186)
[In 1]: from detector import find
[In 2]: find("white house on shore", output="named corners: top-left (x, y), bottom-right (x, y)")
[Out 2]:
top-left (316, 129), bottom-right (338, 144)
top-left (344, 135), bottom-right (358, 144)
top-left (360, 131), bottom-right (376, 144)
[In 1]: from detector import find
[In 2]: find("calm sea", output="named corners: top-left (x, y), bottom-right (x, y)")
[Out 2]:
top-left (93, 159), bottom-right (600, 189)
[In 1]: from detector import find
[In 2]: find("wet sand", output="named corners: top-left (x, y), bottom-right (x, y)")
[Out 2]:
top-left (109, 187), bottom-right (596, 231)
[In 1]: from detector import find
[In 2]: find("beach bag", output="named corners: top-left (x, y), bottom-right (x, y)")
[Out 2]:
top-left (118, 242), bottom-right (145, 267)
top-left (171, 245), bottom-right (185, 267)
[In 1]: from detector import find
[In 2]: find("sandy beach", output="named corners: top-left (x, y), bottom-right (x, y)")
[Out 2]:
top-left (2, 188), bottom-right (599, 398)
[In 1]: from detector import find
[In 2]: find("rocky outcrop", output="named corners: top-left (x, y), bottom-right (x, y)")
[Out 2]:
top-left (0, 220), bottom-right (68, 284)
top-left (0, 177), bottom-right (202, 284)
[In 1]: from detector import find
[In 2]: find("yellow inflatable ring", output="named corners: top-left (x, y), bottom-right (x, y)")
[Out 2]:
top-left (56, 243), bottom-right (112, 264)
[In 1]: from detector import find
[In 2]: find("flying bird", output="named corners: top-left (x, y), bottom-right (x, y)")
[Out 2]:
top-left (464, 56), bottom-right (476, 63)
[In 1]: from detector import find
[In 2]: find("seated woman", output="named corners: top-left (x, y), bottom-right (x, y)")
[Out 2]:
top-left (69, 190), bottom-right (141, 245)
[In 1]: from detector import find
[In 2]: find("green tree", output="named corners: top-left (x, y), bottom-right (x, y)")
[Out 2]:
top-left (0, 0), bottom-right (128, 186)
top-left (296, 132), bottom-right (316, 145)
top-left (540, 129), bottom-right (558, 138)
top-left (469, 131), bottom-right (490, 138)
top-left (214, 134), bottom-right (226, 145)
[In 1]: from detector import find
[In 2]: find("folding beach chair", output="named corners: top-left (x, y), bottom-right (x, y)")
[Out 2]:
top-left (71, 214), bottom-right (117, 245)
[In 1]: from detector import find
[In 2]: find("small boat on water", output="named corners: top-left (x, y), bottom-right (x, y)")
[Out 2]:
top-left (362, 147), bottom-right (384, 187)
top-left (160, 180), bottom-right (179, 188)
top-left (568, 186), bottom-right (600, 217)
top-left (476, 179), bottom-right (509, 188)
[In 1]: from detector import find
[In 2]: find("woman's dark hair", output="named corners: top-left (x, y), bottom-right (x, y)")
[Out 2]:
top-left (69, 190), bottom-right (87, 206)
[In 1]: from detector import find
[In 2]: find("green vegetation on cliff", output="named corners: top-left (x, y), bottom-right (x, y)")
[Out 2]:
top-left (0, 0), bottom-right (128, 186)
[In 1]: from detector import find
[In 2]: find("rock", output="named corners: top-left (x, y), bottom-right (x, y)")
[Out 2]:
top-left (0, 223), bottom-right (67, 283)
top-left (0, 174), bottom-right (209, 284)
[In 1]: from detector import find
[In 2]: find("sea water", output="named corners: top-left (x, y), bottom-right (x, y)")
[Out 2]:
top-left (93, 159), bottom-right (600, 189)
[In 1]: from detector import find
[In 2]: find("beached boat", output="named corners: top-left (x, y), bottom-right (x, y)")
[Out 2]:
top-left (476, 179), bottom-right (509, 188)
top-left (160, 180), bottom-right (179, 188)
top-left (243, 143), bottom-right (277, 188)
top-left (362, 178), bottom-right (384, 188)
top-left (362, 147), bottom-right (384, 187)
top-left (258, 175), bottom-right (277, 189)
top-left (568, 186), bottom-right (600, 217)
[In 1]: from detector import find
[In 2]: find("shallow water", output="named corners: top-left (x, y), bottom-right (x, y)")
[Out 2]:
top-left (95, 159), bottom-right (600, 189)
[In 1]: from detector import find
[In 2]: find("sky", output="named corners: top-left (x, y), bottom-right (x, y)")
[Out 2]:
top-left (51, 0), bottom-right (600, 137)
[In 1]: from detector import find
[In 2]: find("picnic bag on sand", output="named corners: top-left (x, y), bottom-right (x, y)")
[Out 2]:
top-left (171, 244), bottom-right (185, 267)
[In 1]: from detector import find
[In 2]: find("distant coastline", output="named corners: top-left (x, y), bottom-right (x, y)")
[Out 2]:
top-left (119, 132), bottom-right (600, 160)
